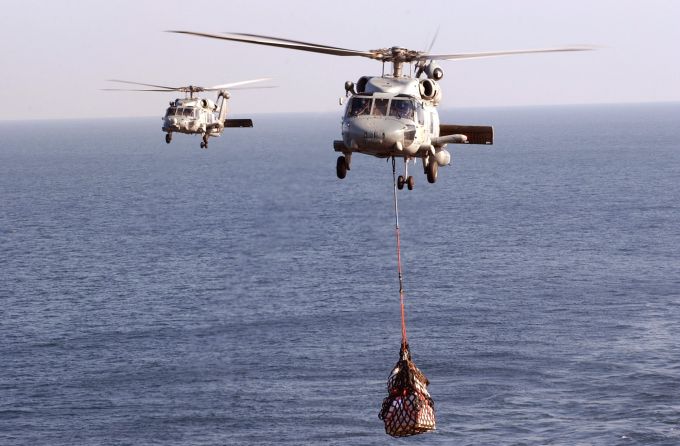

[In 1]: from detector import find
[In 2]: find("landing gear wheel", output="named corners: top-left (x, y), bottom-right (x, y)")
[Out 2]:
top-left (336, 156), bottom-right (348, 179)
top-left (201, 135), bottom-right (209, 149)
top-left (200, 141), bottom-right (206, 149)
top-left (165, 133), bottom-right (172, 144)
top-left (407, 176), bottom-right (415, 190)
top-left (397, 175), bottom-right (405, 190)
top-left (427, 159), bottom-right (438, 184)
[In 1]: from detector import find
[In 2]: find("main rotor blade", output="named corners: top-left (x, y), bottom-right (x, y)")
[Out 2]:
top-left (205, 86), bottom-right (279, 91)
top-left (426, 26), bottom-right (440, 54)
top-left (107, 79), bottom-right (180, 90)
top-left (234, 33), bottom-right (360, 52)
top-left (101, 88), bottom-right (181, 92)
top-left (423, 46), bottom-right (595, 61)
top-left (168, 31), bottom-right (377, 58)
top-left (207, 77), bottom-right (272, 90)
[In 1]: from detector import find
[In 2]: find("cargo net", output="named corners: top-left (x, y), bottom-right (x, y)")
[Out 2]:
top-left (379, 343), bottom-right (436, 437)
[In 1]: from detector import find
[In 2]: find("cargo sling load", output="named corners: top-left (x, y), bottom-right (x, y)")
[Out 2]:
top-left (379, 343), bottom-right (436, 436)
top-left (378, 157), bottom-right (435, 437)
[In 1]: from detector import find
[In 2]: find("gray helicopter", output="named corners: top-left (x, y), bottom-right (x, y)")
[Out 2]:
top-left (170, 31), bottom-right (591, 183)
top-left (105, 78), bottom-right (271, 148)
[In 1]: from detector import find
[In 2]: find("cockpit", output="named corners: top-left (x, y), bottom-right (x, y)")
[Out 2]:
top-left (165, 107), bottom-right (198, 118)
top-left (346, 96), bottom-right (416, 120)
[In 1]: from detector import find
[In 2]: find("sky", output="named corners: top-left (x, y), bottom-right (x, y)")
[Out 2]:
top-left (1, 0), bottom-right (679, 120)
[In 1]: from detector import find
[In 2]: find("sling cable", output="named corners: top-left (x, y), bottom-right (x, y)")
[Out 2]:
top-left (378, 157), bottom-right (436, 437)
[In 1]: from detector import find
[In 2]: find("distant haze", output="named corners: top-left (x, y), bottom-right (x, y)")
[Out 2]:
top-left (1, 0), bottom-right (679, 120)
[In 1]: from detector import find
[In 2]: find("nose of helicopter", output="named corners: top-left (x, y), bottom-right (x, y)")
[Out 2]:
top-left (343, 117), bottom-right (407, 153)
top-left (163, 117), bottom-right (180, 131)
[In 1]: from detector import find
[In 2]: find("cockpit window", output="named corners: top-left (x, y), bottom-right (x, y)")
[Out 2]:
top-left (372, 98), bottom-right (389, 116)
top-left (389, 99), bottom-right (415, 120)
top-left (165, 107), bottom-right (177, 117)
top-left (346, 97), bottom-right (415, 119)
top-left (347, 97), bottom-right (372, 117)
top-left (183, 108), bottom-right (194, 117)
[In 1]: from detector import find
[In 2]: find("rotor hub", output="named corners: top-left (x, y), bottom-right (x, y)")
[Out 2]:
top-left (391, 47), bottom-right (405, 58)
top-left (370, 47), bottom-right (423, 64)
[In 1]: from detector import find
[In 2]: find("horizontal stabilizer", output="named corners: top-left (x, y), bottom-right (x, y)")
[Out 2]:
top-left (440, 124), bottom-right (493, 145)
top-left (431, 134), bottom-right (467, 146)
top-left (224, 118), bottom-right (253, 128)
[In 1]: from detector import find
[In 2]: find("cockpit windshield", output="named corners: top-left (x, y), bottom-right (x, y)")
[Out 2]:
top-left (346, 96), bottom-right (416, 120)
top-left (389, 99), bottom-right (415, 120)
top-left (165, 107), bottom-right (197, 118)
top-left (347, 97), bottom-right (372, 117)
top-left (372, 99), bottom-right (389, 116)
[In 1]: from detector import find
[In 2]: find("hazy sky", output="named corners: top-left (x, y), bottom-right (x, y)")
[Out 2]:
top-left (1, 0), bottom-right (679, 120)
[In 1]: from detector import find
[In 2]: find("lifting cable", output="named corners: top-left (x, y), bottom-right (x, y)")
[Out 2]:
top-left (380, 157), bottom-right (436, 437)
top-left (391, 157), bottom-right (408, 349)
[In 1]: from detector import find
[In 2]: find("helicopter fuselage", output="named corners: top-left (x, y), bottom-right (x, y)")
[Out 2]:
top-left (336, 76), bottom-right (454, 164)
top-left (341, 76), bottom-right (441, 154)
top-left (162, 97), bottom-right (222, 137)
top-left (334, 75), bottom-right (492, 185)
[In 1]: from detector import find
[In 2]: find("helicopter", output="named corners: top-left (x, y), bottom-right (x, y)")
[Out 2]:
top-left (169, 31), bottom-right (591, 184)
top-left (104, 78), bottom-right (272, 148)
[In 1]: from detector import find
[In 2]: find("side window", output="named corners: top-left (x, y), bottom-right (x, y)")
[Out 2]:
top-left (417, 104), bottom-right (424, 125)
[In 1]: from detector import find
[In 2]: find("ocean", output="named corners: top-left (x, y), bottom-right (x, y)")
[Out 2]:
top-left (1, 103), bottom-right (679, 445)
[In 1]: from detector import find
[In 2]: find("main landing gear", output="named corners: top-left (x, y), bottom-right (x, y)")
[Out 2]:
top-left (426, 156), bottom-right (438, 184)
top-left (165, 133), bottom-right (172, 144)
top-left (336, 154), bottom-right (350, 179)
top-left (397, 158), bottom-right (415, 190)
top-left (200, 134), bottom-right (209, 149)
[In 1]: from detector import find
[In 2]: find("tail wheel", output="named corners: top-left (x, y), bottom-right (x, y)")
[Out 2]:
top-left (427, 159), bottom-right (438, 183)
top-left (336, 156), bottom-right (347, 179)
top-left (397, 175), bottom-right (405, 190)
top-left (165, 133), bottom-right (172, 144)
top-left (407, 176), bottom-right (415, 190)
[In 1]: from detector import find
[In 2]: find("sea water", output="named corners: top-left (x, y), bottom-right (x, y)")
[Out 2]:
top-left (1, 104), bottom-right (679, 445)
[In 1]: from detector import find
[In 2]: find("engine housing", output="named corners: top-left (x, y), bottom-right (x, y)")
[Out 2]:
top-left (424, 61), bottom-right (444, 81)
top-left (419, 79), bottom-right (442, 105)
